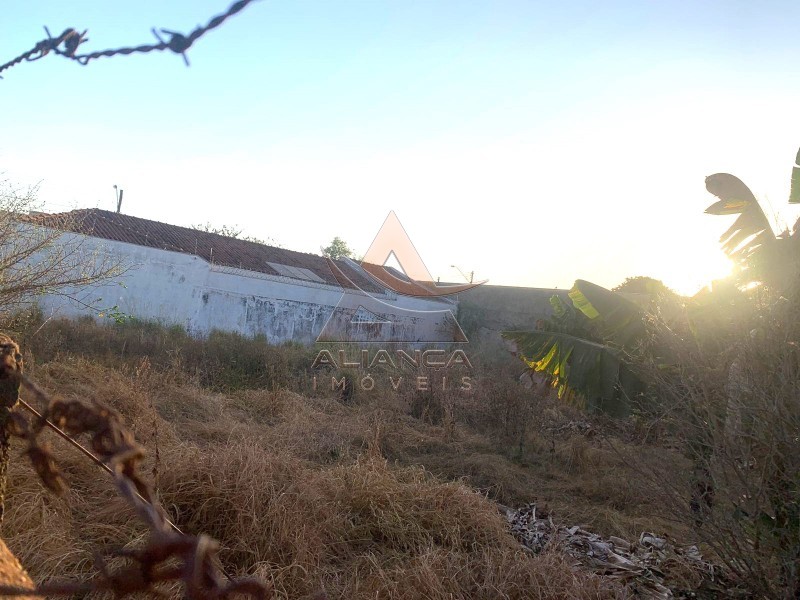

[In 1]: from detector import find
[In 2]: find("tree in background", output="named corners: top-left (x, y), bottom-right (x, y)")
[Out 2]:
top-left (612, 275), bottom-right (674, 295)
top-left (0, 179), bottom-right (125, 321)
top-left (191, 222), bottom-right (281, 248)
top-left (321, 236), bottom-right (353, 260)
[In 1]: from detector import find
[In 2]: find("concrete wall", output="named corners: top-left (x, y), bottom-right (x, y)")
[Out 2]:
top-left (453, 285), bottom-right (568, 361)
top-left (36, 232), bottom-right (457, 344)
top-left (457, 284), bottom-right (567, 335)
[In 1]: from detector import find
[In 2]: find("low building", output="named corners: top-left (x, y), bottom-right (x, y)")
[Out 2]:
top-left (31, 209), bottom-right (458, 344)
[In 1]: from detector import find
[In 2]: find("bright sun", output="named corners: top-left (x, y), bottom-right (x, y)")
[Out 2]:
top-left (655, 250), bottom-right (734, 297)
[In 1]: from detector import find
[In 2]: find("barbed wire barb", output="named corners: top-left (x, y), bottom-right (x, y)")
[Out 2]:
top-left (0, 0), bottom-right (256, 78)
top-left (0, 372), bottom-right (260, 595)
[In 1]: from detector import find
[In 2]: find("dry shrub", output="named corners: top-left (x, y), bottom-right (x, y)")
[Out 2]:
top-left (158, 444), bottom-right (336, 597)
top-left (416, 451), bottom-right (534, 505)
top-left (454, 364), bottom-right (545, 450)
top-left (0, 355), bottom-right (630, 599)
top-left (565, 436), bottom-right (589, 474)
top-left (333, 456), bottom-right (509, 553)
top-left (341, 547), bottom-right (628, 600)
top-left (407, 382), bottom-right (447, 425)
top-left (23, 358), bottom-right (181, 453)
top-left (3, 440), bottom-right (146, 580)
top-left (0, 316), bottom-right (723, 597)
top-left (158, 446), bottom-right (626, 599)
top-left (627, 292), bottom-right (800, 598)
top-left (14, 315), bottom-right (315, 393)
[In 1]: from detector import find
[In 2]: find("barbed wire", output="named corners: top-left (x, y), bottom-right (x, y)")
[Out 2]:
top-left (0, 0), bottom-right (257, 79)
top-left (0, 351), bottom-right (269, 597)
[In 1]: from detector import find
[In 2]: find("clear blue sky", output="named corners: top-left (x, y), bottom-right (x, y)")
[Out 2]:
top-left (3, 1), bottom-right (800, 294)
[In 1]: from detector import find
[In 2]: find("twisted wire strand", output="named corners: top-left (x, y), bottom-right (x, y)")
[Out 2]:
top-left (0, 0), bottom-right (257, 78)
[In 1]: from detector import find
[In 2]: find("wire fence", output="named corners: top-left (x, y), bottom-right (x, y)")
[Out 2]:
top-left (0, 0), bottom-right (257, 78)
top-left (0, 335), bottom-right (271, 598)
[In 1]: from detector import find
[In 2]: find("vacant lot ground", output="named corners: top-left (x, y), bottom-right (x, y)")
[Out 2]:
top-left (0, 316), bottom-right (701, 598)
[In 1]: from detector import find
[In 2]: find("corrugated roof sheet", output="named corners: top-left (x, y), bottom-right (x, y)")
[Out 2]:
top-left (29, 209), bottom-right (385, 293)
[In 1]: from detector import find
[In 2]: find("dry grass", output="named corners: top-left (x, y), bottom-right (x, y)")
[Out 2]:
top-left (0, 355), bottom-right (636, 599)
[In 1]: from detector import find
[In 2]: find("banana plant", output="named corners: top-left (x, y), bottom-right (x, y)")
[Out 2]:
top-left (506, 146), bottom-right (800, 417)
top-left (503, 279), bottom-right (649, 417)
top-left (704, 172), bottom-right (774, 263)
top-left (705, 146), bottom-right (800, 289)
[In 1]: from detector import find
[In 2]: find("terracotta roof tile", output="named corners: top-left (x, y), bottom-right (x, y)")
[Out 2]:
top-left (30, 209), bottom-right (385, 293)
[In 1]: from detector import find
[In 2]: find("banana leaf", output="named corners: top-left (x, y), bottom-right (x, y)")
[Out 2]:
top-left (704, 173), bottom-right (759, 211)
top-left (550, 294), bottom-right (569, 319)
top-left (503, 280), bottom-right (652, 417)
top-left (705, 198), bottom-right (749, 215)
top-left (705, 173), bottom-right (774, 262)
top-left (503, 329), bottom-right (637, 417)
top-left (569, 279), bottom-right (647, 350)
top-left (790, 147), bottom-right (800, 204)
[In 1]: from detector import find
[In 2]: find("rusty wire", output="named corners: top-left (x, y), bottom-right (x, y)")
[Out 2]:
top-left (16, 393), bottom-right (185, 536)
top-left (0, 0), bottom-right (257, 78)
top-left (0, 369), bottom-right (270, 598)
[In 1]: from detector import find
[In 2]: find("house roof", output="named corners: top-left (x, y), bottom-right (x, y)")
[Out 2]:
top-left (30, 209), bottom-right (386, 293)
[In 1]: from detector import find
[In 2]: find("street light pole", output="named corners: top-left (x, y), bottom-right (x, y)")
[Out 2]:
top-left (450, 264), bottom-right (474, 284)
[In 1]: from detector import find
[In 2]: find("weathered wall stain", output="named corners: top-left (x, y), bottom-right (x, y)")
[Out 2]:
top-left (36, 234), bottom-right (455, 345)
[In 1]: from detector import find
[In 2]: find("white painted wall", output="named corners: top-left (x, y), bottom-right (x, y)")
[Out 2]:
top-left (35, 232), bottom-right (459, 344)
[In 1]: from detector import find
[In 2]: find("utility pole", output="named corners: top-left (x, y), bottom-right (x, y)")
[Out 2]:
top-left (113, 185), bottom-right (123, 213)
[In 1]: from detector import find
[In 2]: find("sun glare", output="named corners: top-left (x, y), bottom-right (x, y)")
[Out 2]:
top-left (657, 250), bottom-right (734, 297)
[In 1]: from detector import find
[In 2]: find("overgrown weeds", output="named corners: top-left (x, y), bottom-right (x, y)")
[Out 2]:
top-left (626, 290), bottom-right (800, 599)
top-left (0, 350), bottom-right (631, 599)
top-left (10, 310), bottom-right (315, 392)
top-left (0, 315), bottom-right (723, 597)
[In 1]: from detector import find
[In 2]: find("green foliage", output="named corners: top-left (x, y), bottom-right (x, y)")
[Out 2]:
top-left (613, 276), bottom-right (674, 295)
top-left (504, 330), bottom-right (623, 413)
top-left (96, 305), bottom-right (130, 324)
top-left (503, 280), bottom-right (649, 417)
top-left (192, 222), bottom-right (280, 247)
top-left (568, 280), bottom-right (646, 348)
top-left (12, 315), bottom-right (315, 392)
top-left (546, 294), bottom-right (595, 339)
top-left (504, 152), bottom-right (800, 417)
top-left (321, 236), bottom-right (353, 260)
